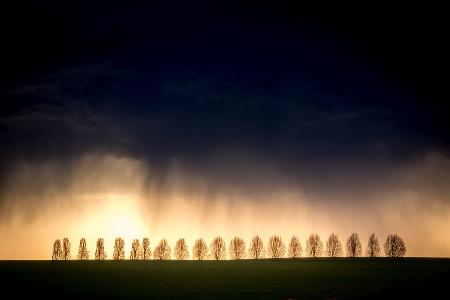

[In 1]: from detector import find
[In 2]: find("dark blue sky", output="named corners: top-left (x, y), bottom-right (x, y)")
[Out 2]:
top-left (1, 1), bottom-right (448, 197)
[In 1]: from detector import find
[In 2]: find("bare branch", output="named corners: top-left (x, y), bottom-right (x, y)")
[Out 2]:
top-left (288, 236), bottom-right (302, 258)
top-left (326, 233), bottom-right (343, 257)
top-left (174, 238), bottom-right (189, 260)
top-left (210, 237), bottom-right (226, 260)
top-left (384, 234), bottom-right (406, 257)
top-left (62, 238), bottom-right (71, 260)
top-left (130, 239), bottom-right (142, 260)
top-left (366, 233), bottom-right (380, 257)
top-left (268, 235), bottom-right (286, 258)
top-left (77, 238), bottom-right (89, 260)
top-left (193, 238), bottom-right (209, 260)
top-left (95, 238), bottom-right (107, 260)
top-left (248, 235), bottom-right (265, 259)
top-left (306, 234), bottom-right (323, 257)
top-left (153, 239), bottom-right (171, 260)
top-left (142, 238), bottom-right (152, 260)
top-left (113, 237), bottom-right (125, 260)
top-left (52, 239), bottom-right (63, 260)
top-left (229, 237), bottom-right (246, 260)
top-left (346, 233), bottom-right (362, 257)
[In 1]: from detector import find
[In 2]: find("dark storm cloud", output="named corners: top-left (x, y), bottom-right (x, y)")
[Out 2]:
top-left (0, 1), bottom-right (449, 203)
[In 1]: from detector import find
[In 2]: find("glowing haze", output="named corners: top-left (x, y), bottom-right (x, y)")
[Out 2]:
top-left (1, 153), bottom-right (449, 259)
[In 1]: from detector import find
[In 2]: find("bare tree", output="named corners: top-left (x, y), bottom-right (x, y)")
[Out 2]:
top-left (130, 239), bottom-right (142, 260)
top-left (366, 233), bottom-right (381, 257)
top-left (229, 236), bottom-right (246, 259)
top-left (384, 234), bottom-right (406, 257)
top-left (77, 238), bottom-right (89, 260)
top-left (306, 234), bottom-right (323, 257)
top-left (113, 237), bottom-right (125, 260)
top-left (288, 236), bottom-right (302, 258)
top-left (174, 238), bottom-right (189, 260)
top-left (326, 233), bottom-right (343, 257)
top-left (192, 238), bottom-right (209, 260)
top-left (153, 239), bottom-right (171, 260)
top-left (142, 238), bottom-right (151, 260)
top-left (248, 235), bottom-right (265, 259)
top-left (52, 239), bottom-right (63, 260)
top-left (95, 238), bottom-right (107, 260)
top-left (210, 236), bottom-right (226, 260)
top-left (346, 233), bottom-right (362, 257)
top-left (62, 238), bottom-right (71, 260)
top-left (268, 235), bottom-right (286, 258)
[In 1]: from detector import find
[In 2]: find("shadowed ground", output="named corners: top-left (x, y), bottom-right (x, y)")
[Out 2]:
top-left (1, 258), bottom-right (449, 299)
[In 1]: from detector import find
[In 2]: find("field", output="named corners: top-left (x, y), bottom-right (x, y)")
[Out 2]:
top-left (2, 258), bottom-right (449, 299)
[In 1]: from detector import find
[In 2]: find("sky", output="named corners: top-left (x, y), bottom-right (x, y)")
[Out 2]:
top-left (0, 2), bottom-right (449, 259)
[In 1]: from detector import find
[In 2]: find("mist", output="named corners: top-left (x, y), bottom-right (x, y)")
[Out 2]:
top-left (1, 151), bottom-right (449, 259)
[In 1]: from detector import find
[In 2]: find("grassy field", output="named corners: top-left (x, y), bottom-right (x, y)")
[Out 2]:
top-left (1, 258), bottom-right (449, 299)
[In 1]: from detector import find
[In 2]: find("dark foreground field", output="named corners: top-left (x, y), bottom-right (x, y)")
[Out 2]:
top-left (1, 258), bottom-right (450, 299)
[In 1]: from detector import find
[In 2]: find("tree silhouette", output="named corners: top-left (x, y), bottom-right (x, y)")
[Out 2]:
top-left (142, 238), bottom-right (151, 260)
top-left (174, 238), bottom-right (189, 260)
top-left (268, 235), bottom-right (286, 258)
top-left (130, 239), bottom-right (142, 260)
top-left (62, 238), bottom-right (71, 260)
top-left (210, 236), bottom-right (226, 260)
top-left (52, 239), bottom-right (63, 260)
top-left (366, 233), bottom-right (381, 257)
top-left (153, 239), bottom-right (171, 260)
top-left (384, 234), bottom-right (406, 257)
top-left (95, 238), bottom-right (107, 260)
top-left (288, 236), bottom-right (302, 258)
top-left (77, 238), bottom-right (89, 260)
top-left (229, 236), bottom-right (246, 259)
top-left (113, 237), bottom-right (125, 260)
top-left (346, 233), bottom-right (362, 257)
top-left (192, 238), bottom-right (209, 260)
top-left (306, 234), bottom-right (323, 257)
top-left (326, 233), bottom-right (343, 257)
top-left (248, 235), bottom-right (265, 259)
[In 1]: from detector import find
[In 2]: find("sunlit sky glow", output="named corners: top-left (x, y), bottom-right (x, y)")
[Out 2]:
top-left (1, 154), bottom-right (449, 259)
top-left (1, 3), bottom-right (449, 259)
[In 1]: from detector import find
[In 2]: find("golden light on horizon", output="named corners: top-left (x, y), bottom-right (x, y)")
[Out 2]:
top-left (1, 153), bottom-right (450, 259)
top-left (81, 193), bottom-right (147, 244)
